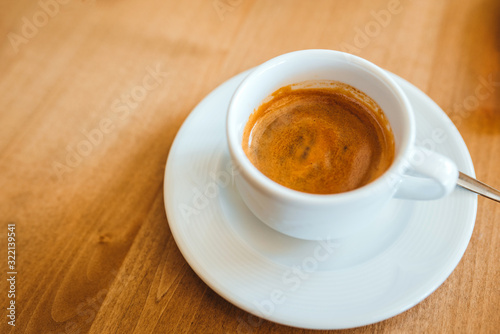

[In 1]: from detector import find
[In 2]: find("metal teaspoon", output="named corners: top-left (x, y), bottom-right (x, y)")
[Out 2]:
top-left (457, 172), bottom-right (500, 203)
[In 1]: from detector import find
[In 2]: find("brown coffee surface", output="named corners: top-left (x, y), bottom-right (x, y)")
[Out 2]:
top-left (242, 81), bottom-right (395, 194)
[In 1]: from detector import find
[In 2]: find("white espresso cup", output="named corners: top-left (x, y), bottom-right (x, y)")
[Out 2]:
top-left (226, 50), bottom-right (458, 240)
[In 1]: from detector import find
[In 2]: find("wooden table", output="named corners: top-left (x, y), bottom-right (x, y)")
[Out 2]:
top-left (1, 0), bottom-right (499, 333)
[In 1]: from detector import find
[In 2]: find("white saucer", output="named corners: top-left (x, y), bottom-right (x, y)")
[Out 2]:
top-left (164, 70), bottom-right (477, 329)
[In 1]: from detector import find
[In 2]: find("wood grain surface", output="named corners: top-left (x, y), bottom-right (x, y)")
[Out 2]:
top-left (1, 0), bottom-right (499, 333)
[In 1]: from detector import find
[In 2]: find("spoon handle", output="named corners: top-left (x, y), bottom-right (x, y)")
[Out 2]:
top-left (457, 172), bottom-right (500, 203)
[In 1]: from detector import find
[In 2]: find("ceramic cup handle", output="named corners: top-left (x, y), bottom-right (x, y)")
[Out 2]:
top-left (394, 146), bottom-right (458, 200)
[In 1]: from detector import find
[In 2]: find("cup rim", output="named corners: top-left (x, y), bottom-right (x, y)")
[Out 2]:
top-left (227, 49), bottom-right (415, 204)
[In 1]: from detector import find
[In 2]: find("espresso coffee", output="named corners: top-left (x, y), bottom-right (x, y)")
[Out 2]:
top-left (242, 80), bottom-right (395, 194)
